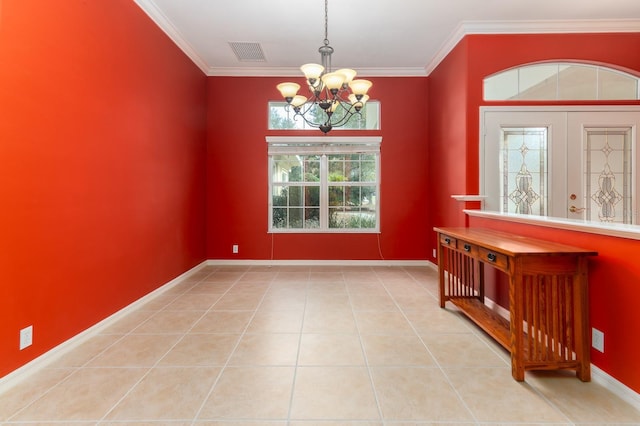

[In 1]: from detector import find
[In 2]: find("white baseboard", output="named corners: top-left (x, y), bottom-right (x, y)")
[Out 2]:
top-left (0, 261), bottom-right (209, 394)
top-left (207, 259), bottom-right (435, 268)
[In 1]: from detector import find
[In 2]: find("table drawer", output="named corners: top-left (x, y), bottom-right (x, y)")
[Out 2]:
top-left (458, 240), bottom-right (478, 256)
top-left (479, 247), bottom-right (509, 270)
top-left (440, 234), bottom-right (457, 249)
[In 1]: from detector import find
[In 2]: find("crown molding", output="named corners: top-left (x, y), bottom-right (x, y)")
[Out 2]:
top-left (205, 66), bottom-right (428, 77)
top-left (425, 19), bottom-right (640, 75)
top-left (133, 0), bottom-right (209, 75)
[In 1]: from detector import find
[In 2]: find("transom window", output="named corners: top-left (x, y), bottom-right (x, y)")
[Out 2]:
top-left (484, 63), bottom-right (640, 101)
top-left (267, 137), bottom-right (381, 232)
top-left (268, 101), bottom-right (381, 130)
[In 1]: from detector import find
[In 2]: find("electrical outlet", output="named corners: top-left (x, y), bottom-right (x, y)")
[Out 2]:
top-left (20, 325), bottom-right (33, 350)
top-left (432, 248), bottom-right (437, 258)
top-left (592, 327), bottom-right (604, 353)
top-left (232, 244), bottom-right (239, 254)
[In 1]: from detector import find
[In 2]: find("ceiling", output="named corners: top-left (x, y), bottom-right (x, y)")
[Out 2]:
top-left (134, 0), bottom-right (640, 77)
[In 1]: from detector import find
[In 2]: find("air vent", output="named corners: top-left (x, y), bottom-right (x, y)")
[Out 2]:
top-left (229, 42), bottom-right (266, 62)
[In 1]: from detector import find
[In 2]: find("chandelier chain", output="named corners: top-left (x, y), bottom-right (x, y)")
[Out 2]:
top-left (323, 0), bottom-right (329, 45)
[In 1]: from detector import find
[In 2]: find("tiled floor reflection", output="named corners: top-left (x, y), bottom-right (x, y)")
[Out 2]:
top-left (1, 265), bottom-right (639, 425)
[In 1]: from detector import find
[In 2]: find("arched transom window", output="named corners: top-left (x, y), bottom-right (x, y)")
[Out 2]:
top-left (484, 63), bottom-right (640, 101)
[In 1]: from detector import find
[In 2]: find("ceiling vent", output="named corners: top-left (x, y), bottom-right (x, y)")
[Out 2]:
top-left (229, 42), bottom-right (266, 62)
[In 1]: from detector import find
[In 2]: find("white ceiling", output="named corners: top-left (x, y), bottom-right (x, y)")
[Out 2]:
top-left (134, 0), bottom-right (640, 77)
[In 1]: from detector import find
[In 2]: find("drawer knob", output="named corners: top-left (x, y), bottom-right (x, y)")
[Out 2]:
top-left (444, 237), bottom-right (451, 244)
top-left (464, 244), bottom-right (471, 252)
top-left (487, 253), bottom-right (497, 262)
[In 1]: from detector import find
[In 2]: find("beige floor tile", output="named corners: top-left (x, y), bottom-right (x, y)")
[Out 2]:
top-left (260, 293), bottom-right (307, 311)
top-left (191, 310), bottom-right (254, 333)
top-left (198, 366), bottom-right (295, 419)
top-left (360, 334), bottom-right (435, 366)
top-left (353, 311), bottom-right (415, 335)
top-left (213, 292), bottom-right (264, 310)
top-left (445, 367), bottom-right (568, 422)
top-left (228, 333), bottom-right (300, 365)
top-left (350, 294), bottom-right (398, 312)
top-left (420, 332), bottom-right (509, 367)
top-left (275, 271), bottom-right (310, 282)
top-left (303, 309), bottom-right (358, 333)
top-left (163, 292), bottom-right (222, 311)
top-left (308, 281), bottom-right (348, 294)
top-left (527, 370), bottom-right (640, 423)
top-left (370, 366), bottom-right (474, 422)
top-left (246, 309), bottom-right (304, 333)
top-left (47, 334), bottom-right (123, 368)
top-left (306, 292), bottom-right (352, 311)
top-left (298, 333), bottom-right (366, 366)
top-left (186, 281), bottom-right (235, 294)
top-left (239, 271), bottom-right (278, 282)
top-left (133, 310), bottom-right (205, 334)
top-left (87, 333), bottom-right (181, 367)
top-left (402, 309), bottom-right (473, 334)
top-left (0, 367), bottom-right (74, 421)
top-left (342, 270), bottom-right (381, 282)
top-left (158, 333), bottom-right (240, 366)
top-left (9, 367), bottom-right (147, 421)
top-left (105, 366), bottom-right (220, 420)
top-left (203, 271), bottom-right (246, 282)
top-left (391, 293), bottom-right (438, 311)
top-left (99, 310), bottom-right (157, 334)
top-left (309, 271), bottom-right (345, 282)
top-left (290, 366), bottom-right (379, 420)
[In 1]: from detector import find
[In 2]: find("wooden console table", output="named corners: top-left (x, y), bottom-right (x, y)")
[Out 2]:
top-left (434, 227), bottom-right (597, 381)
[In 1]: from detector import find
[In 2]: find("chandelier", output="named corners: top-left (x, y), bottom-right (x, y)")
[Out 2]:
top-left (275, 0), bottom-right (373, 134)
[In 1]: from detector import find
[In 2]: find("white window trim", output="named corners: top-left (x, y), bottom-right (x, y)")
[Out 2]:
top-left (267, 136), bottom-right (382, 233)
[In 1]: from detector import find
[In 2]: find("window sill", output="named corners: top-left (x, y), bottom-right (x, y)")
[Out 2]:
top-left (464, 209), bottom-right (640, 241)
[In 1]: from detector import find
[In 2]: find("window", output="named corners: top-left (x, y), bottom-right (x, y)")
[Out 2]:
top-left (268, 101), bottom-right (381, 130)
top-left (484, 63), bottom-right (640, 101)
top-left (267, 136), bottom-right (381, 232)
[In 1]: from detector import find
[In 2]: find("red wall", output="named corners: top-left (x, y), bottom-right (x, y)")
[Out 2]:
top-left (429, 32), bottom-right (640, 392)
top-left (206, 77), bottom-right (429, 260)
top-left (0, 0), bottom-right (207, 377)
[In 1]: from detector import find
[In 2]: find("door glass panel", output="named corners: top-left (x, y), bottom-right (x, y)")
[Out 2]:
top-left (500, 128), bottom-right (548, 215)
top-left (585, 127), bottom-right (632, 223)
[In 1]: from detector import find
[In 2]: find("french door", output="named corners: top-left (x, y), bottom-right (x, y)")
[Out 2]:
top-left (482, 107), bottom-right (640, 224)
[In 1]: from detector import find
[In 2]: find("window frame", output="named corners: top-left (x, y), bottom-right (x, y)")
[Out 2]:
top-left (267, 136), bottom-right (382, 233)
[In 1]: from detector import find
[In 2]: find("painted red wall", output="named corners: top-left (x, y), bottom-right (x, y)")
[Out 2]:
top-left (206, 77), bottom-right (429, 260)
top-left (429, 32), bottom-right (640, 392)
top-left (0, 0), bottom-right (207, 377)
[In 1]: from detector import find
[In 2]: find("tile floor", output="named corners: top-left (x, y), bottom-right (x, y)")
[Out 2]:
top-left (1, 265), bottom-right (639, 425)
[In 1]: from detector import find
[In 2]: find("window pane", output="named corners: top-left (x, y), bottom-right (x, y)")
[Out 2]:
top-left (305, 186), bottom-right (319, 207)
top-left (268, 101), bottom-right (381, 130)
top-left (484, 68), bottom-right (519, 100)
top-left (289, 186), bottom-right (303, 206)
top-left (518, 64), bottom-right (558, 100)
top-left (329, 186), bottom-right (344, 207)
top-left (599, 69), bottom-right (638, 100)
top-left (289, 208), bottom-right (303, 228)
top-left (272, 208), bottom-right (287, 228)
top-left (305, 208), bottom-right (320, 228)
top-left (558, 65), bottom-right (597, 100)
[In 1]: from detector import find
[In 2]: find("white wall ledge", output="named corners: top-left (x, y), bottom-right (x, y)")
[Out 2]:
top-left (465, 209), bottom-right (640, 241)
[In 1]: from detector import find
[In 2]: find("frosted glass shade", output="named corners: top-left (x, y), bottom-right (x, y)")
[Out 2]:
top-left (291, 95), bottom-right (307, 107)
top-left (276, 82), bottom-right (300, 99)
top-left (321, 72), bottom-right (345, 90)
top-left (336, 68), bottom-right (357, 83)
top-left (300, 63), bottom-right (324, 80)
top-left (349, 79), bottom-right (372, 96)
